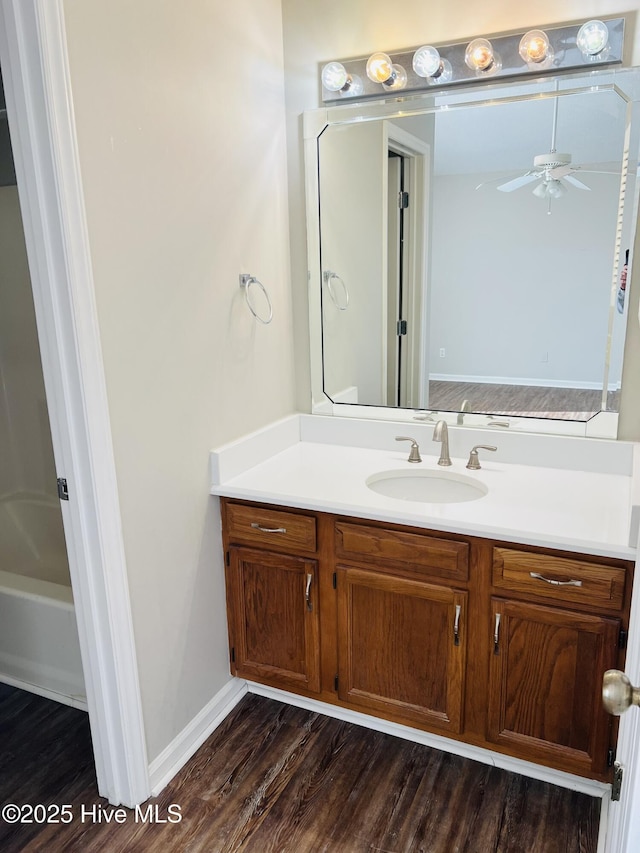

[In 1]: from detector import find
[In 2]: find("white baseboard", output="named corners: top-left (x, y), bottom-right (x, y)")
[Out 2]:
top-left (429, 373), bottom-right (618, 391)
top-left (0, 672), bottom-right (87, 710)
top-left (247, 682), bottom-right (609, 799)
top-left (148, 677), bottom-right (247, 796)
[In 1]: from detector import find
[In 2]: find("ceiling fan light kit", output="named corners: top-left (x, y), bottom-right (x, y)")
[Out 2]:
top-left (320, 18), bottom-right (623, 102)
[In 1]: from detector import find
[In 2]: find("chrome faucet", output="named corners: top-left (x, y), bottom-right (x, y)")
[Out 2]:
top-left (457, 399), bottom-right (472, 425)
top-left (432, 420), bottom-right (452, 466)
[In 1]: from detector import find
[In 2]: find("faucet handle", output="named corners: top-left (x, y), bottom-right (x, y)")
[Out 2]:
top-left (395, 436), bottom-right (422, 463)
top-left (466, 445), bottom-right (497, 470)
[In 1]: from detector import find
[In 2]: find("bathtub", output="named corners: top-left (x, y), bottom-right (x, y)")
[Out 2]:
top-left (0, 492), bottom-right (86, 708)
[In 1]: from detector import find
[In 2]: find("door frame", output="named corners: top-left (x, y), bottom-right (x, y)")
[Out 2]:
top-left (0, 0), bottom-right (149, 806)
top-left (383, 122), bottom-right (430, 410)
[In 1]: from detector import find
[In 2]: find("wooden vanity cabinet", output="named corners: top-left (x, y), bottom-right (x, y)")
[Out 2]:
top-left (336, 566), bottom-right (467, 732)
top-left (334, 521), bottom-right (469, 733)
top-left (488, 546), bottom-right (629, 779)
top-left (220, 499), bottom-right (633, 781)
top-left (222, 501), bottom-right (321, 694)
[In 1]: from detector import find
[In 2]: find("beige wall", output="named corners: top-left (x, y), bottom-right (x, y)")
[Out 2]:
top-left (62, 0), bottom-right (295, 761)
top-left (281, 0), bottom-right (640, 428)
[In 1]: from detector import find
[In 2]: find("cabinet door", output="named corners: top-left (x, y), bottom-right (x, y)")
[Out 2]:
top-left (488, 597), bottom-right (619, 777)
top-left (337, 566), bottom-right (467, 732)
top-left (227, 546), bottom-right (320, 693)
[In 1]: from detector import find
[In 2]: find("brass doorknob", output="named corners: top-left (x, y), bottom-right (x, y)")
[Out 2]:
top-left (602, 669), bottom-right (640, 715)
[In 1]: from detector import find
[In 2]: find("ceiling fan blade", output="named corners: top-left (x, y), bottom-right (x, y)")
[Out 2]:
top-left (497, 172), bottom-right (540, 192)
top-left (475, 175), bottom-right (512, 190)
top-left (563, 174), bottom-right (591, 190)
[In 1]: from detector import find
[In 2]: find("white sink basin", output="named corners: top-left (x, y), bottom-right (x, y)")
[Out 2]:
top-left (366, 468), bottom-right (488, 504)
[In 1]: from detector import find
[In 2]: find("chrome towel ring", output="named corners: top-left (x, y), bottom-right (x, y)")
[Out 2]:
top-left (239, 273), bottom-right (273, 325)
top-left (323, 270), bottom-right (349, 311)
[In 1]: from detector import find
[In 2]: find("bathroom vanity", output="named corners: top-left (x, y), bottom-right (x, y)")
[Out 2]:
top-left (212, 415), bottom-right (638, 786)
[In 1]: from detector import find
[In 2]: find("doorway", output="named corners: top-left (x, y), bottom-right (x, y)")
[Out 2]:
top-left (0, 65), bottom-right (84, 708)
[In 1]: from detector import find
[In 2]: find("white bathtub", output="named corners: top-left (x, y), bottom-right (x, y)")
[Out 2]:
top-left (0, 492), bottom-right (85, 708)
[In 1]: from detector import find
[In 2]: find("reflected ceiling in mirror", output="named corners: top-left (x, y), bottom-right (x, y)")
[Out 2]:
top-left (308, 68), bottom-right (640, 437)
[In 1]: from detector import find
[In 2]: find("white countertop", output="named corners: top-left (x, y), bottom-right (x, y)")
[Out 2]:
top-left (210, 423), bottom-right (637, 559)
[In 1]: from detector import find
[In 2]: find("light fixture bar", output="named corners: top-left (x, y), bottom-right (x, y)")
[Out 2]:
top-left (320, 17), bottom-right (624, 103)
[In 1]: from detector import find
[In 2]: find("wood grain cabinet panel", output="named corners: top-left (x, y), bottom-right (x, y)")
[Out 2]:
top-left (493, 547), bottom-right (625, 611)
top-left (487, 597), bottom-right (620, 777)
top-left (335, 521), bottom-right (469, 581)
top-left (226, 546), bottom-right (321, 693)
top-left (225, 502), bottom-right (317, 554)
top-left (337, 566), bottom-right (467, 732)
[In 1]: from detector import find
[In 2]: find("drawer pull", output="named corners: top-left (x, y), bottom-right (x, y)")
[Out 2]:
top-left (453, 604), bottom-right (461, 646)
top-left (305, 573), bottom-right (313, 611)
top-left (494, 613), bottom-right (501, 654)
top-left (529, 571), bottom-right (583, 588)
top-left (250, 522), bottom-right (287, 534)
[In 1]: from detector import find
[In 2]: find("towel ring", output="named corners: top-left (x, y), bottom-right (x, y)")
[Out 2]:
top-left (323, 270), bottom-right (349, 311)
top-left (239, 274), bottom-right (273, 325)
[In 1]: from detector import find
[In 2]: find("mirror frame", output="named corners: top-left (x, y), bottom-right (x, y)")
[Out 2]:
top-left (304, 66), bottom-right (640, 438)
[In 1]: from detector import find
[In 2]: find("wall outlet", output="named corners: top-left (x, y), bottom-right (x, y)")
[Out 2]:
top-left (540, 351), bottom-right (549, 363)
top-left (439, 348), bottom-right (446, 358)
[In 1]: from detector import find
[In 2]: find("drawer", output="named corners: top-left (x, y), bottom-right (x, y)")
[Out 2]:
top-left (335, 521), bottom-right (469, 582)
top-left (492, 547), bottom-right (626, 611)
top-left (225, 502), bottom-right (317, 553)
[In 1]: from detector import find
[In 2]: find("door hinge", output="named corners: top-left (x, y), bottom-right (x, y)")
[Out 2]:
top-left (619, 629), bottom-right (628, 649)
top-left (612, 761), bottom-right (624, 801)
top-left (226, 551), bottom-right (230, 567)
top-left (397, 319), bottom-right (408, 336)
top-left (57, 478), bottom-right (69, 501)
top-left (231, 647), bottom-right (235, 663)
top-left (398, 190), bottom-right (409, 209)
top-left (334, 674), bottom-right (339, 691)
top-left (332, 572), bottom-right (337, 589)
top-left (607, 747), bottom-right (616, 767)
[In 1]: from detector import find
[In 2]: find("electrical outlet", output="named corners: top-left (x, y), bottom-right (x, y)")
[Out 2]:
top-left (439, 348), bottom-right (446, 358)
top-left (540, 351), bottom-right (549, 363)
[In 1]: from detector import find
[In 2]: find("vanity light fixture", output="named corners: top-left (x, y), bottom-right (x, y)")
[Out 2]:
top-left (519, 29), bottom-right (553, 68)
top-left (319, 17), bottom-right (624, 103)
top-left (365, 52), bottom-right (407, 90)
top-left (576, 19), bottom-right (610, 60)
top-left (412, 45), bottom-right (452, 84)
top-left (464, 38), bottom-right (501, 75)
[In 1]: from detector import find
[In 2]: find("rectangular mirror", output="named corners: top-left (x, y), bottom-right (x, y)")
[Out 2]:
top-left (305, 68), bottom-right (640, 437)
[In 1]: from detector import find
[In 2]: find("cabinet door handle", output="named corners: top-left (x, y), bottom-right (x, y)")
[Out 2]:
top-left (250, 522), bottom-right (287, 534)
top-left (453, 604), bottom-right (461, 646)
top-left (494, 613), bottom-right (501, 654)
top-left (529, 572), bottom-right (582, 588)
top-left (305, 573), bottom-right (313, 611)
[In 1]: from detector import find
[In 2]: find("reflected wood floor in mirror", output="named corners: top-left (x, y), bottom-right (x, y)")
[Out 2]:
top-left (429, 381), bottom-right (620, 421)
top-left (0, 686), bottom-right (600, 852)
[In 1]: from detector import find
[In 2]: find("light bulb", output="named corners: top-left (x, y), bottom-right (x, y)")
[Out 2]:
top-left (533, 182), bottom-right (548, 199)
top-left (321, 62), bottom-right (348, 92)
top-left (547, 180), bottom-right (566, 199)
top-left (413, 46), bottom-right (452, 84)
top-left (577, 20), bottom-right (609, 56)
top-left (342, 74), bottom-right (364, 97)
top-left (366, 52), bottom-right (394, 84)
top-left (519, 30), bottom-right (553, 66)
top-left (383, 64), bottom-right (407, 91)
top-left (464, 38), bottom-right (501, 75)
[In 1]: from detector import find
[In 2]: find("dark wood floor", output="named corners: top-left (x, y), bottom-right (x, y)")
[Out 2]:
top-left (0, 684), bottom-right (600, 852)
top-left (428, 380), bottom-right (620, 421)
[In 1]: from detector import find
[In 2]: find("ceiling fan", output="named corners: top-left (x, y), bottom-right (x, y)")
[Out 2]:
top-left (481, 94), bottom-right (616, 203)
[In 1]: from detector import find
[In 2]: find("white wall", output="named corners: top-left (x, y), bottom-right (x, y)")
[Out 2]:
top-left (281, 0), bottom-right (640, 433)
top-left (429, 171), bottom-right (621, 387)
top-left (62, 0), bottom-right (296, 762)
